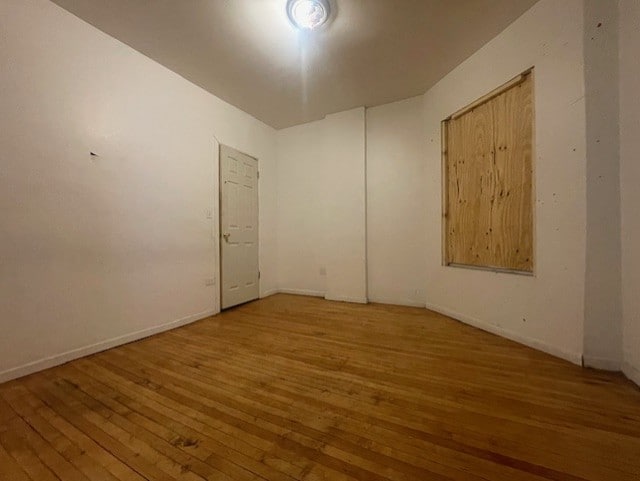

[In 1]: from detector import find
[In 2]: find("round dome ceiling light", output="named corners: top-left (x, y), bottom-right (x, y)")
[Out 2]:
top-left (287, 0), bottom-right (331, 31)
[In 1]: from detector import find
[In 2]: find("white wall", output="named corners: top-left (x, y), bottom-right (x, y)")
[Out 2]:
top-left (366, 97), bottom-right (427, 307)
top-left (619, 0), bottom-right (640, 385)
top-left (582, 0), bottom-right (623, 370)
top-left (0, 0), bottom-right (277, 382)
top-left (423, 0), bottom-right (587, 364)
top-left (275, 107), bottom-right (367, 303)
top-left (276, 120), bottom-right (327, 297)
top-left (323, 108), bottom-right (367, 303)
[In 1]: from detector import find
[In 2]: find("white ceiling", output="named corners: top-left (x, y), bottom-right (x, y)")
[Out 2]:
top-left (51, 0), bottom-right (539, 129)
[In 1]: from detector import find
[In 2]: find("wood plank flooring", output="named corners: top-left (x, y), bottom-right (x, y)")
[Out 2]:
top-left (1, 294), bottom-right (639, 481)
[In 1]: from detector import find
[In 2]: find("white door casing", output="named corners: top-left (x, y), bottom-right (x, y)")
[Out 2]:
top-left (220, 145), bottom-right (259, 309)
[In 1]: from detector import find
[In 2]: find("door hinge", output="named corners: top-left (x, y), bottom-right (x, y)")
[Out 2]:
top-left (258, 271), bottom-right (261, 279)
top-left (257, 171), bottom-right (260, 179)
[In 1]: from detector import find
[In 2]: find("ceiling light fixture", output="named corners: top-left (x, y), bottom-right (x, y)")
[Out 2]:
top-left (287, 0), bottom-right (330, 31)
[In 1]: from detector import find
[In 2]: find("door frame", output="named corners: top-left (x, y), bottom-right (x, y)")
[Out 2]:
top-left (217, 143), bottom-right (260, 310)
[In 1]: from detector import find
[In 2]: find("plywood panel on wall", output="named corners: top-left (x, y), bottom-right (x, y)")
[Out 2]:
top-left (444, 72), bottom-right (533, 272)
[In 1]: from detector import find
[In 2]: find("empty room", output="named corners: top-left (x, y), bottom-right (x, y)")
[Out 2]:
top-left (1, 0), bottom-right (639, 479)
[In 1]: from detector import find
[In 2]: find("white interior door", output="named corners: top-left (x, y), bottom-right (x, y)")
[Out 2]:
top-left (220, 145), bottom-right (259, 309)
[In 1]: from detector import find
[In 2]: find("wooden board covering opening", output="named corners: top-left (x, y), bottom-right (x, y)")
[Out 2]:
top-left (443, 71), bottom-right (534, 273)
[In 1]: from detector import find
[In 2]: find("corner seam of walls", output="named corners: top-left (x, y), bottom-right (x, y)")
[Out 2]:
top-left (363, 106), bottom-right (369, 303)
top-left (582, 0), bottom-right (623, 366)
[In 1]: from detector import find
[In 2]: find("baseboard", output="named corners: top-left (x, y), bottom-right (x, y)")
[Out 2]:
top-left (260, 288), bottom-right (280, 298)
top-left (623, 362), bottom-right (640, 387)
top-left (368, 296), bottom-right (426, 308)
top-left (0, 308), bottom-right (217, 385)
top-left (582, 355), bottom-right (622, 371)
top-left (325, 295), bottom-right (368, 304)
top-left (275, 290), bottom-right (420, 307)
top-left (424, 301), bottom-right (583, 366)
top-left (266, 289), bottom-right (368, 305)
top-left (278, 288), bottom-right (325, 297)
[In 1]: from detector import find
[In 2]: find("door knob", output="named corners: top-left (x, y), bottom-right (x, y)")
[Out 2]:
top-left (222, 233), bottom-right (230, 242)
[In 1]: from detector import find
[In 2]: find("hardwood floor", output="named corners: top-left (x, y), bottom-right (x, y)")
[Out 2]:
top-left (1, 294), bottom-right (639, 481)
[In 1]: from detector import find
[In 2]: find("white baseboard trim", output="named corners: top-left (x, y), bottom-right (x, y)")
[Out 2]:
top-left (325, 295), bottom-right (368, 304)
top-left (0, 308), bottom-right (217, 385)
top-left (424, 301), bottom-right (583, 366)
top-left (260, 288), bottom-right (280, 298)
top-left (264, 289), bottom-right (368, 305)
top-left (278, 288), bottom-right (326, 298)
top-left (368, 296), bottom-right (426, 308)
top-left (582, 356), bottom-right (622, 371)
top-left (266, 289), bottom-right (415, 307)
top-left (623, 362), bottom-right (640, 387)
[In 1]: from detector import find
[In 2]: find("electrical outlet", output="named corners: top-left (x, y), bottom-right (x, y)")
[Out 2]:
top-left (319, 267), bottom-right (327, 276)
top-left (205, 278), bottom-right (215, 286)
top-left (205, 209), bottom-right (213, 219)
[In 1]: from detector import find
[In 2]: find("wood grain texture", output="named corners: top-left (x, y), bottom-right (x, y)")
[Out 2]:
top-left (1, 294), bottom-right (639, 481)
top-left (444, 73), bottom-right (534, 272)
